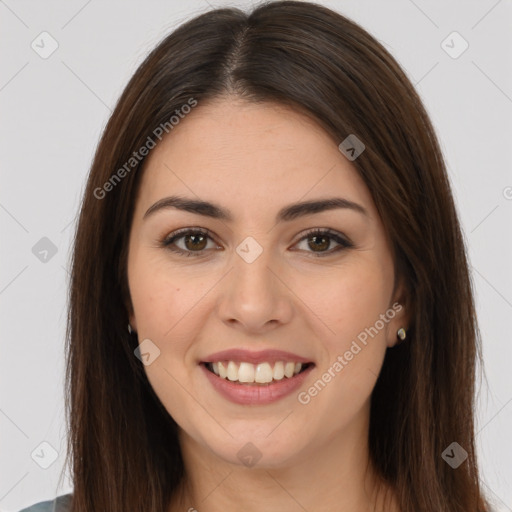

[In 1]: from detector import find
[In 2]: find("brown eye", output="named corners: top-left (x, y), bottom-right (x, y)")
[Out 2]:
top-left (295, 229), bottom-right (353, 257)
top-left (183, 233), bottom-right (208, 251)
top-left (162, 228), bottom-right (217, 257)
top-left (307, 234), bottom-right (330, 252)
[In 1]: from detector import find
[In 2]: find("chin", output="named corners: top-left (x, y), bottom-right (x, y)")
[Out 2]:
top-left (201, 429), bottom-right (307, 469)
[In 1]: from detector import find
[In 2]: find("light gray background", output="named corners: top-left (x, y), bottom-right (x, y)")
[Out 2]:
top-left (1, 0), bottom-right (511, 510)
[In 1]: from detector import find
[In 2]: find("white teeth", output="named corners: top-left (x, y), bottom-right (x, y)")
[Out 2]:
top-left (238, 362), bottom-right (255, 383)
top-left (208, 360), bottom-right (306, 383)
top-left (227, 361), bottom-right (238, 381)
top-left (218, 361), bottom-right (227, 379)
top-left (255, 362), bottom-right (273, 383)
top-left (284, 361), bottom-right (296, 378)
top-left (273, 361), bottom-right (285, 380)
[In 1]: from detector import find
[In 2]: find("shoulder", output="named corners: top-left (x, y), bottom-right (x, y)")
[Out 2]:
top-left (17, 493), bottom-right (72, 512)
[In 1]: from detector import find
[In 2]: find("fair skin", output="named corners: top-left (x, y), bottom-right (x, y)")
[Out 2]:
top-left (127, 97), bottom-right (407, 511)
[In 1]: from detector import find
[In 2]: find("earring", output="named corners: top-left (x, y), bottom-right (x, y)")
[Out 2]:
top-left (128, 323), bottom-right (134, 334)
top-left (397, 327), bottom-right (407, 341)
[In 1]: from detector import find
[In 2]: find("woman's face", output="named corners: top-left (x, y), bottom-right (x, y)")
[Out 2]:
top-left (127, 98), bottom-right (407, 468)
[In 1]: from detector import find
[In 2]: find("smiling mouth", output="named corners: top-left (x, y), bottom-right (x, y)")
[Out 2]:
top-left (202, 361), bottom-right (314, 385)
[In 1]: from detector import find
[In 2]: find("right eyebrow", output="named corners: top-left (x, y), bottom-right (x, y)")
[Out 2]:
top-left (143, 195), bottom-right (369, 222)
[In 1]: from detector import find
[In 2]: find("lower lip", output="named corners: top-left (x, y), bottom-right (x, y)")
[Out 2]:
top-left (200, 363), bottom-right (314, 405)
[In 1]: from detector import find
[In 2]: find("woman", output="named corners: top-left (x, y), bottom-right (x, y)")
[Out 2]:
top-left (20, 1), bottom-right (490, 510)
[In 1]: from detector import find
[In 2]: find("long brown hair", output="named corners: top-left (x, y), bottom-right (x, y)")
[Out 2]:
top-left (63, 1), bottom-right (489, 510)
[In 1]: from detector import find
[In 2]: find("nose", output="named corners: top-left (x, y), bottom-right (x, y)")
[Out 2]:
top-left (216, 242), bottom-right (294, 334)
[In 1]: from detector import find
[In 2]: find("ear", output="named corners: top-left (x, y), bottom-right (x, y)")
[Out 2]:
top-left (129, 311), bottom-right (137, 332)
top-left (386, 278), bottom-right (410, 348)
top-left (122, 285), bottom-right (137, 332)
top-left (127, 298), bottom-right (137, 331)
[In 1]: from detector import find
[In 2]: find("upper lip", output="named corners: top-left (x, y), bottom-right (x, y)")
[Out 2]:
top-left (202, 349), bottom-right (314, 365)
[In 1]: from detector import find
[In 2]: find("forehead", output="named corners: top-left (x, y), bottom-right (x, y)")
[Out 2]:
top-left (135, 98), bottom-right (376, 220)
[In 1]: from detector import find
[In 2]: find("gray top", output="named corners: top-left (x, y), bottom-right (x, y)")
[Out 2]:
top-left (18, 494), bottom-right (72, 512)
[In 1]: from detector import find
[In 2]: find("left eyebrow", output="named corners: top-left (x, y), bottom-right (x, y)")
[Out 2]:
top-left (143, 195), bottom-right (369, 222)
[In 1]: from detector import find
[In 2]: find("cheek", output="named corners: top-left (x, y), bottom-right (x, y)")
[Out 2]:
top-left (128, 249), bottom-right (203, 340)
top-left (306, 264), bottom-right (391, 403)
top-left (296, 261), bottom-right (391, 400)
top-left (296, 259), bottom-right (392, 346)
top-left (127, 253), bottom-right (204, 421)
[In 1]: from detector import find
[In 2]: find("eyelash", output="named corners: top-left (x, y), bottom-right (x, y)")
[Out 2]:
top-left (161, 227), bottom-right (354, 258)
